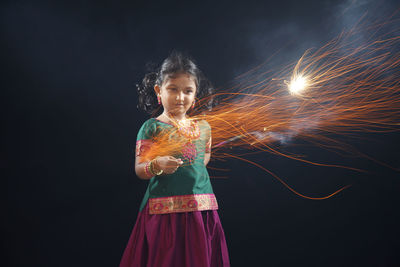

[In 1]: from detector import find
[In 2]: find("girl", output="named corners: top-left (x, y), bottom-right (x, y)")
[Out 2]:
top-left (120, 52), bottom-right (230, 267)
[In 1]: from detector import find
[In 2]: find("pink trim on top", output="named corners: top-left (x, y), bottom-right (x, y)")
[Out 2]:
top-left (136, 139), bottom-right (153, 157)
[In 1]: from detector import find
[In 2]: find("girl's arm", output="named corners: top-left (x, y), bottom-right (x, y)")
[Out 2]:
top-left (134, 156), bottom-right (152, 180)
top-left (135, 155), bottom-right (183, 180)
top-left (204, 134), bottom-right (212, 166)
top-left (204, 152), bottom-right (211, 166)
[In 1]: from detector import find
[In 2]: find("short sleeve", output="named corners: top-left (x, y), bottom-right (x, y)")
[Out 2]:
top-left (137, 119), bottom-right (158, 141)
top-left (136, 119), bottom-right (157, 157)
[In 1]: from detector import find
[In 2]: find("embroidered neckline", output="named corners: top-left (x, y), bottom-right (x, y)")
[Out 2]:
top-left (163, 113), bottom-right (200, 141)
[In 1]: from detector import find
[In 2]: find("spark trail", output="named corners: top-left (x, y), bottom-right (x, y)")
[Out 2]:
top-left (142, 15), bottom-right (400, 199)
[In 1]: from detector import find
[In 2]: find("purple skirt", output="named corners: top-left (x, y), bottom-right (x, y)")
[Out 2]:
top-left (119, 203), bottom-right (230, 267)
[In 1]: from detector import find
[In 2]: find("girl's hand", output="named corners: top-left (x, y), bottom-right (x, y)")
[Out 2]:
top-left (154, 156), bottom-right (183, 174)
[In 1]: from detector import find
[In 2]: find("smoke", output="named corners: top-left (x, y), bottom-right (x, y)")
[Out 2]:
top-left (252, 113), bottom-right (326, 145)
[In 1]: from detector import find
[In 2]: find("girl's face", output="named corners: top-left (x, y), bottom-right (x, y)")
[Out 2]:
top-left (155, 73), bottom-right (196, 118)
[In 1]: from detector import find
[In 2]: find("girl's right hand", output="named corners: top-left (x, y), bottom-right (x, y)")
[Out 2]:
top-left (154, 156), bottom-right (183, 174)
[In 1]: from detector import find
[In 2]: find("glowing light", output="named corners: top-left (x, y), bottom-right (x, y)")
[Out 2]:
top-left (288, 75), bottom-right (308, 95)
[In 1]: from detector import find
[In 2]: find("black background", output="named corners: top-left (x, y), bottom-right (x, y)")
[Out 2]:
top-left (2, 0), bottom-right (400, 266)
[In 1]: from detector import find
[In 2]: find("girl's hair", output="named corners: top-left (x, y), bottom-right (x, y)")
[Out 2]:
top-left (137, 51), bottom-right (215, 117)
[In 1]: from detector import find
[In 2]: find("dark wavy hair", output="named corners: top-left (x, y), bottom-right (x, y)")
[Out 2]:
top-left (137, 51), bottom-right (215, 117)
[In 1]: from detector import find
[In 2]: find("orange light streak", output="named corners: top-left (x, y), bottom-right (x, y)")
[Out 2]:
top-left (140, 16), bottom-right (400, 199)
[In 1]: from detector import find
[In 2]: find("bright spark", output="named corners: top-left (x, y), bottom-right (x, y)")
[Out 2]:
top-left (289, 75), bottom-right (307, 95)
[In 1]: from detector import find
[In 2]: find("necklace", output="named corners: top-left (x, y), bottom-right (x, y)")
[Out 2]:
top-left (164, 113), bottom-right (200, 141)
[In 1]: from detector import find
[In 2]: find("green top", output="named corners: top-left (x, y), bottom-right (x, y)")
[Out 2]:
top-left (136, 118), bottom-right (214, 211)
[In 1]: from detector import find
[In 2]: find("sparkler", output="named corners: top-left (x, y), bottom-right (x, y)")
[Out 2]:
top-left (287, 75), bottom-right (308, 95)
top-left (289, 76), bottom-right (307, 94)
top-left (140, 15), bottom-right (400, 199)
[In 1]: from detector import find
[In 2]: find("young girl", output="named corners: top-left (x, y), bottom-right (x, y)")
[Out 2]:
top-left (120, 52), bottom-right (230, 267)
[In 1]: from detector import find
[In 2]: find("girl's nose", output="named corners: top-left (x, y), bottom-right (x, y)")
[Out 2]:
top-left (176, 91), bottom-right (184, 101)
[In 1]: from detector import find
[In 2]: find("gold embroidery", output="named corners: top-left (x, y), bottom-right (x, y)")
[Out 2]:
top-left (149, 194), bottom-right (218, 214)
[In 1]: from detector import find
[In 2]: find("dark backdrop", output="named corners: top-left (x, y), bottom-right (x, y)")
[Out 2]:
top-left (2, 0), bottom-right (400, 266)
